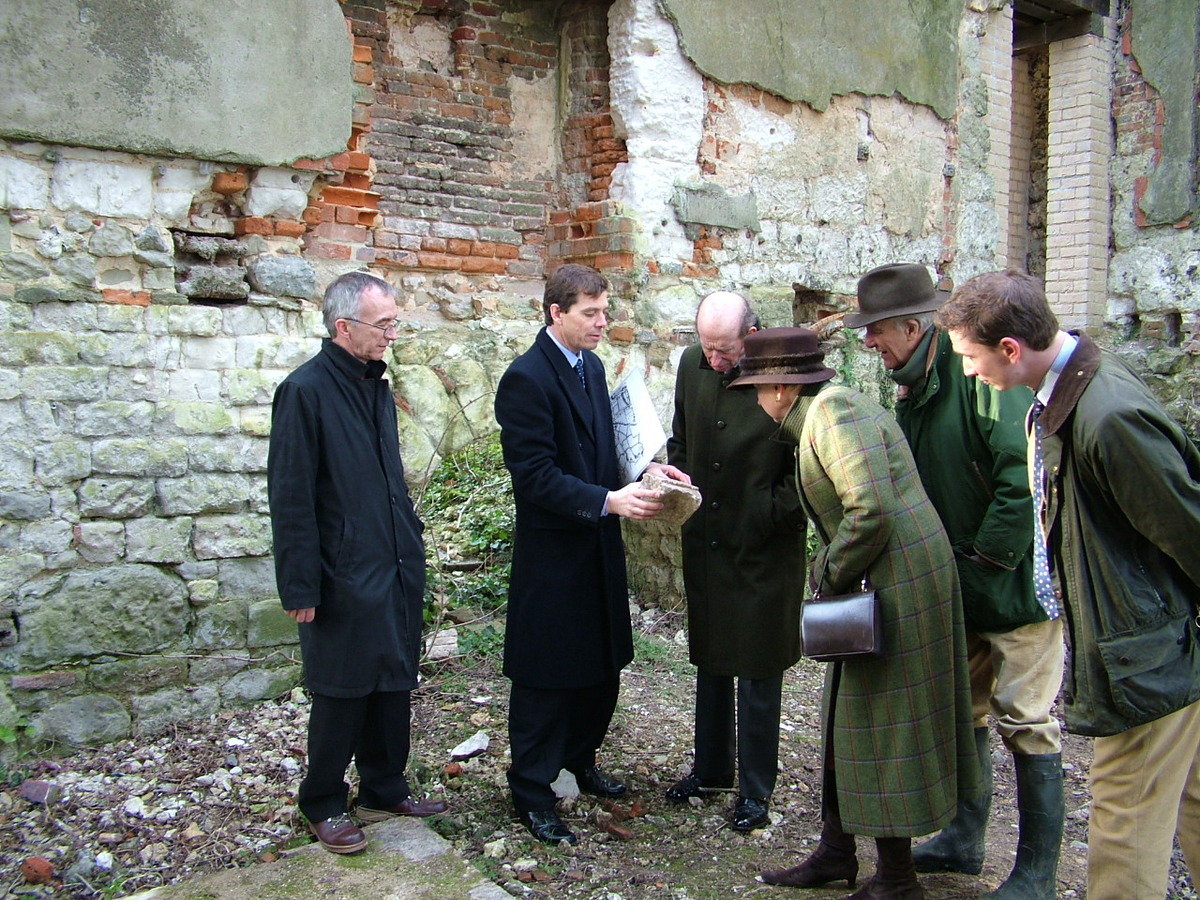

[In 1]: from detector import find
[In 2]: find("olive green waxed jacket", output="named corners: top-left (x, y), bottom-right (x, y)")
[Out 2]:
top-left (1038, 333), bottom-right (1200, 737)
top-left (895, 329), bottom-right (1045, 632)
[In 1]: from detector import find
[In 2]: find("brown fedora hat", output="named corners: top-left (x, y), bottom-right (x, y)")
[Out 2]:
top-left (729, 327), bottom-right (836, 387)
top-left (844, 262), bottom-right (945, 328)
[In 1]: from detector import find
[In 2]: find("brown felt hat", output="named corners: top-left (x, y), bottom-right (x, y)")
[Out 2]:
top-left (844, 263), bottom-right (946, 328)
top-left (728, 327), bottom-right (836, 386)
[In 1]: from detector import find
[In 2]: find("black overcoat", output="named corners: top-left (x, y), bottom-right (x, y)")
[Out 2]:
top-left (667, 344), bottom-right (807, 677)
top-left (267, 339), bottom-right (425, 698)
top-left (494, 328), bottom-right (633, 690)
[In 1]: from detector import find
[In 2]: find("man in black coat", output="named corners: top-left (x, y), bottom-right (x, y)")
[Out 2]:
top-left (495, 263), bottom-right (688, 844)
top-left (268, 272), bottom-right (446, 855)
top-left (666, 291), bottom-right (806, 832)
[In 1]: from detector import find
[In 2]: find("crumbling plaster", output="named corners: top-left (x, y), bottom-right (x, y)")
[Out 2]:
top-left (1131, 0), bottom-right (1199, 224)
top-left (0, 0), bottom-right (352, 166)
top-left (658, 0), bottom-right (962, 119)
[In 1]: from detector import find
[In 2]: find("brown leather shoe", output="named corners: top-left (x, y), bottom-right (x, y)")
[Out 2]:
top-left (761, 842), bottom-right (859, 888)
top-left (357, 795), bottom-right (449, 822)
top-left (309, 814), bottom-right (367, 854)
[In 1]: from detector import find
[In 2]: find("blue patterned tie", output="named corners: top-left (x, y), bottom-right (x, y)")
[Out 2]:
top-left (1030, 400), bottom-right (1060, 619)
top-left (574, 358), bottom-right (586, 390)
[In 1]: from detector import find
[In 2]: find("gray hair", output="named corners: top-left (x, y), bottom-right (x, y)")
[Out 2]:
top-left (322, 272), bottom-right (396, 336)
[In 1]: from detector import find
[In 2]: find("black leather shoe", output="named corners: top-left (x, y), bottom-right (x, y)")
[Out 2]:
top-left (732, 796), bottom-right (770, 832)
top-left (573, 765), bottom-right (626, 798)
top-left (518, 809), bottom-right (577, 845)
top-left (665, 771), bottom-right (734, 801)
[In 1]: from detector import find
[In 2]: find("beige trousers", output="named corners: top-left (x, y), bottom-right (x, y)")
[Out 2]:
top-left (968, 617), bottom-right (1064, 755)
top-left (1087, 697), bottom-right (1200, 900)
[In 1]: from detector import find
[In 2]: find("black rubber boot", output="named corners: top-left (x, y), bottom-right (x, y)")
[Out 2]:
top-left (981, 752), bottom-right (1063, 900)
top-left (912, 726), bottom-right (992, 874)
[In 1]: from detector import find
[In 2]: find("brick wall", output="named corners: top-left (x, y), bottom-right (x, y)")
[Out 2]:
top-left (291, 0), bottom-right (635, 279)
top-left (1045, 26), bottom-right (1115, 331)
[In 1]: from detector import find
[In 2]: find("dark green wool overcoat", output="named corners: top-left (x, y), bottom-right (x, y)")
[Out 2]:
top-left (667, 344), bottom-right (808, 678)
top-left (893, 328), bottom-right (1044, 632)
top-left (779, 383), bottom-right (978, 837)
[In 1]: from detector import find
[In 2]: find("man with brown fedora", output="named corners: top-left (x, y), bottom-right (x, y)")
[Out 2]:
top-left (847, 263), bottom-right (1064, 900)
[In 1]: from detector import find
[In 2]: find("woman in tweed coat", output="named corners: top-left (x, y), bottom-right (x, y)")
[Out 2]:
top-left (733, 328), bottom-right (976, 900)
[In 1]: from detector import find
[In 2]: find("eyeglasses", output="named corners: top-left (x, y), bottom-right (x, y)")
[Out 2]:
top-left (343, 317), bottom-right (401, 335)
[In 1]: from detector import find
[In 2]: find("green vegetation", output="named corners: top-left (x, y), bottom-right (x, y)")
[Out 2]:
top-left (417, 435), bottom-right (514, 623)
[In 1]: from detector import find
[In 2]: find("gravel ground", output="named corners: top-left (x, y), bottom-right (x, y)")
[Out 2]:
top-left (1, 608), bottom-right (1195, 900)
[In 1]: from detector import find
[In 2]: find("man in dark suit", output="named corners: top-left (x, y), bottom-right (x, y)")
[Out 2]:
top-left (494, 263), bottom-right (688, 844)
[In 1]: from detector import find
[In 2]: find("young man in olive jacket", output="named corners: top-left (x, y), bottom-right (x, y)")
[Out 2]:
top-left (939, 269), bottom-right (1200, 900)
top-left (850, 263), bottom-right (1064, 899)
top-left (268, 272), bottom-right (446, 855)
top-left (665, 291), bottom-right (807, 832)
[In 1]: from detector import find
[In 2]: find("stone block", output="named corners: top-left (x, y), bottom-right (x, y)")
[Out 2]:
top-left (0, 491), bottom-right (51, 521)
top-left (92, 438), bottom-right (189, 477)
top-left (36, 441), bottom-right (92, 487)
top-left (131, 685), bottom-right (220, 736)
top-left (156, 473), bottom-right (251, 515)
top-left (180, 335), bottom-right (238, 368)
top-left (20, 519), bottom-right (73, 554)
top-left (88, 222), bottom-right (134, 257)
top-left (2, 252), bottom-right (51, 280)
top-left (33, 694), bottom-right (132, 746)
top-left (0, 156), bottom-right (51, 209)
top-left (73, 400), bottom-right (155, 436)
top-left (191, 600), bottom-right (248, 651)
top-left (246, 255), bottom-right (317, 299)
top-left (158, 401), bottom-right (237, 436)
top-left (74, 521), bottom-right (125, 563)
top-left (224, 369), bottom-right (284, 406)
top-left (245, 186), bottom-right (309, 219)
top-left (192, 514), bottom-right (272, 559)
top-left (14, 564), bottom-right (188, 668)
top-left (76, 478), bottom-right (155, 518)
top-left (217, 557), bottom-right (278, 601)
top-left (51, 160), bottom-right (153, 218)
top-left (188, 579), bottom-right (220, 606)
top-left (186, 435), bottom-right (269, 473)
top-left (0, 331), bottom-right (79, 366)
top-left (248, 599), bottom-right (298, 648)
top-left (219, 664), bottom-right (302, 703)
top-left (125, 516), bottom-right (193, 564)
top-left (86, 657), bottom-right (188, 693)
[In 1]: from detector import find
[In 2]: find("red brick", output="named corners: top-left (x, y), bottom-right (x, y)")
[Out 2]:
top-left (421, 236), bottom-right (447, 252)
top-left (461, 256), bottom-right (506, 274)
top-left (417, 252), bottom-right (462, 270)
top-left (292, 158), bottom-right (328, 172)
top-left (594, 252), bottom-right (634, 271)
top-left (304, 240), bottom-right (352, 259)
top-left (274, 220), bottom-right (307, 238)
top-left (345, 152), bottom-right (373, 173)
top-left (446, 238), bottom-right (474, 256)
top-left (211, 171), bottom-right (247, 195)
top-left (102, 288), bottom-right (151, 306)
top-left (575, 203), bottom-right (603, 223)
top-left (313, 222), bottom-right (367, 242)
top-left (302, 205), bottom-right (324, 226)
top-left (352, 42), bottom-right (373, 63)
top-left (236, 216), bottom-right (274, 236)
top-left (335, 205), bottom-right (361, 224)
top-left (374, 249), bottom-right (419, 267)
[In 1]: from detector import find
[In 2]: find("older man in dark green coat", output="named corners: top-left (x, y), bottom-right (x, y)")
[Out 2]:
top-left (850, 263), bottom-right (1064, 900)
top-left (665, 291), bottom-right (807, 832)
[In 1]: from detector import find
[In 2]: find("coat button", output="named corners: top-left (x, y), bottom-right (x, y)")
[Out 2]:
top-left (709, 541), bottom-right (719, 550)
top-left (1119, 656), bottom-right (1131, 666)
top-left (716, 420), bottom-right (727, 429)
top-left (710, 501), bottom-right (720, 510)
top-left (711, 462), bottom-right (721, 471)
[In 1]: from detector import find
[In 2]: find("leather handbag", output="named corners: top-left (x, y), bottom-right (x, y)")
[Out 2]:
top-left (800, 576), bottom-right (883, 662)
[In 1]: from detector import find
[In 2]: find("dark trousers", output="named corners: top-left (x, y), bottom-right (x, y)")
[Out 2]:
top-left (507, 677), bottom-right (620, 813)
top-left (694, 669), bottom-right (783, 800)
top-left (299, 690), bottom-right (412, 823)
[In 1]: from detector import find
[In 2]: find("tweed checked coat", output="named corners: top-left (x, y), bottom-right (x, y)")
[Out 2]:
top-left (779, 383), bottom-right (977, 837)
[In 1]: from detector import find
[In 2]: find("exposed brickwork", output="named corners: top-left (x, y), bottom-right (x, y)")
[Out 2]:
top-left (1045, 27), bottom-right (1115, 330)
top-left (1113, 5), bottom-right (1185, 230)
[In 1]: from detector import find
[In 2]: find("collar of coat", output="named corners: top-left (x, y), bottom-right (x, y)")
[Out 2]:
top-left (1039, 331), bottom-right (1098, 437)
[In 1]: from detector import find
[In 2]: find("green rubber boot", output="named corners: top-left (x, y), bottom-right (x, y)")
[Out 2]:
top-left (981, 752), bottom-right (1063, 900)
top-left (912, 726), bottom-right (992, 874)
